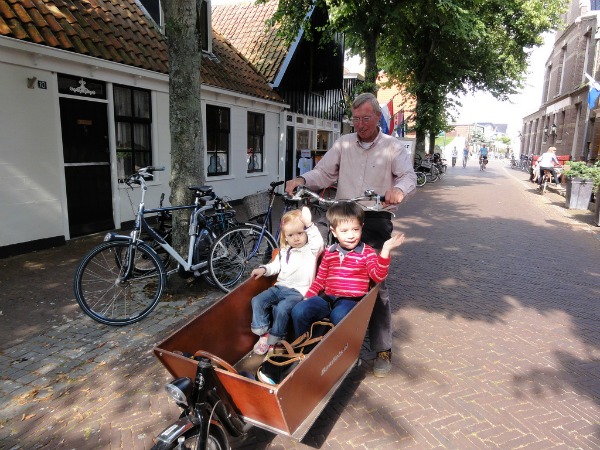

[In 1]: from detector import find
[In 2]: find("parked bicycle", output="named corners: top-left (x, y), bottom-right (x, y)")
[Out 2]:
top-left (207, 184), bottom-right (393, 293)
top-left (418, 156), bottom-right (441, 182)
top-left (74, 167), bottom-right (241, 326)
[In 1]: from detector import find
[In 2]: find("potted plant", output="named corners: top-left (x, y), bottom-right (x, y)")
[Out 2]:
top-left (562, 161), bottom-right (600, 210)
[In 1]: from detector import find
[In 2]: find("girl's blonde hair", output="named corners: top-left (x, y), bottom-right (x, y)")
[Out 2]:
top-left (279, 209), bottom-right (303, 247)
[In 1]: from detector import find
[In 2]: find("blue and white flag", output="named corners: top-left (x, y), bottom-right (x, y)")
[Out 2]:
top-left (585, 73), bottom-right (600, 110)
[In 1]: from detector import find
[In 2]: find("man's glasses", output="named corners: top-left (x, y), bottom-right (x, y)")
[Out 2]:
top-left (351, 116), bottom-right (373, 124)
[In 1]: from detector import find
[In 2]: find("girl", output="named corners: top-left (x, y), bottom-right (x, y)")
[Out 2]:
top-left (250, 207), bottom-right (324, 355)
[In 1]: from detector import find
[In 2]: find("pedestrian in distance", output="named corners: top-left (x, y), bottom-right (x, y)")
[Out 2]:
top-left (451, 147), bottom-right (458, 167)
top-left (249, 207), bottom-right (324, 355)
top-left (285, 92), bottom-right (416, 377)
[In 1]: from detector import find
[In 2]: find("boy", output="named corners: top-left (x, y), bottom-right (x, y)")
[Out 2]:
top-left (291, 202), bottom-right (405, 338)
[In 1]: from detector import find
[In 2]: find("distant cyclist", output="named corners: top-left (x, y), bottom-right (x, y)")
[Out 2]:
top-left (479, 145), bottom-right (489, 170)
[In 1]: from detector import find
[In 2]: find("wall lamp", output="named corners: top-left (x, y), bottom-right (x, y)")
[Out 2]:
top-left (544, 124), bottom-right (557, 137)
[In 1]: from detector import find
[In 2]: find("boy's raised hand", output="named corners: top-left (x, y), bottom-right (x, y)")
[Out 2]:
top-left (380, 233), bottom-right (406, 258)
top-left (300, 206), bottom-right (313, 227)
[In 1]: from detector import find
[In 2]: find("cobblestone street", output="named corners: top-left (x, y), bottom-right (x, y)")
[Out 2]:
top-left (1, 159), bottom-right (599, 449)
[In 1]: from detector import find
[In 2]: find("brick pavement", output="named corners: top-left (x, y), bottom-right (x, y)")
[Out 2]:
top-left (1, 158), bottom-right (599, 449)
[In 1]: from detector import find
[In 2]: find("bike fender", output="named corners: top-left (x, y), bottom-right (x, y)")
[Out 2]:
top-left (103, 232), bottom-right (131, 242)
top-left (152, 417), bottom-right (196, 449)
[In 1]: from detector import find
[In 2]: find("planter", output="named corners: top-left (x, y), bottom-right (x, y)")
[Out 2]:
top-left (565, 178), bottom-right (594, 210)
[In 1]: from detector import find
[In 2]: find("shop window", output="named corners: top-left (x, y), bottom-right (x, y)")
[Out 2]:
top-left (207, 105), bottom-right (230, 176)
top-left (114, 85), bottom-right (152, 180)
top-left (247, 112), bottom-right (264, 173)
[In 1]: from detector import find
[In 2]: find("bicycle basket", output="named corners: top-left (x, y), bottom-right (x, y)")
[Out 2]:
top-left (242, 190), bottom-right (270, 219)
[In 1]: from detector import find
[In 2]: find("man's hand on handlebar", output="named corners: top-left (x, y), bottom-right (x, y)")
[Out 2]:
top-left (285, 177), bottom-right (305, 196)
top-left (383, 187), bottom-right (405, 207)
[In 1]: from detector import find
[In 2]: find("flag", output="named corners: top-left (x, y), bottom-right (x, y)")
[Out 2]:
top-left (379, 100), bottom-right (394, 135)
top-left (588, 86), bottom-right (600, 110)
top-left (585, 73), bottom-right (600, 110)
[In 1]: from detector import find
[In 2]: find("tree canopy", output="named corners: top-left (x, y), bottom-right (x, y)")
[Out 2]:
top-left (264, 0), bottom-right (567, 153)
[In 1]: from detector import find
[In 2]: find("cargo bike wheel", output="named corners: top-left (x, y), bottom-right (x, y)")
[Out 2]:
top-left (74, 241), bottom-right (166, 326)
top-left (208, 225), bottom-right (277, 293)
top-left (150, 424), bottom-right (229, 450)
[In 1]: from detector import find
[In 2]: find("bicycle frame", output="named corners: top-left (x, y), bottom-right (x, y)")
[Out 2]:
top-left (106, 169), bottom-right (227, 278)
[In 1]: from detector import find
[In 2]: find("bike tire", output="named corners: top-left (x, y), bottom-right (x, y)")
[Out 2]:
top-left (151, 420), bottom-right (228, 450)
top-left (425, 166), bottom-right (439, 183)
top-left (416, 171), bottom-right (427, 187)
top-left (208, 225), bottom-right (278, 293)
top-left (74, 241), bottom-right (166, 326)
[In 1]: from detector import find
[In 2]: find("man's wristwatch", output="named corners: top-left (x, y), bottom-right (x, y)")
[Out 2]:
top-left (296, 176), bottom-right (306, 185)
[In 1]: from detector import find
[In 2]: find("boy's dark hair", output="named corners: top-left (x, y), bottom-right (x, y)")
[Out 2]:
top-left (326, 201), bottom-right (364, 229)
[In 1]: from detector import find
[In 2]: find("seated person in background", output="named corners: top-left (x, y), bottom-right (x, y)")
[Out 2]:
top-left (537, 146), bottom-right (561, 187)
top-left (291, 202), bottom-right (405, 338)
top-left (250, 207), bottom-right (324, 355)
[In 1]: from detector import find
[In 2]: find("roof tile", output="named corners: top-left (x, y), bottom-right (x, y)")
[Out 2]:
top-left (0, 15), bottom-right (9, 34)
top-left (7, 17), bottom-right (28, 39)
top-left (0, 1), bottom-right (15, 19)
top-left (12, 2), bottom-right (32, 23)
top-left (23, 20), bottom-right (42, 42)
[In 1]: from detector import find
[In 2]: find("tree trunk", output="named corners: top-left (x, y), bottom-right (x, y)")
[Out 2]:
top-left (415, 128), bottom-right (426, 157)
top-left (164, 0), bottom-right (204, 256)
top-left (363, 31), bottom-right (379, 92)
top-left (428, 131), bottom-right (436, 154)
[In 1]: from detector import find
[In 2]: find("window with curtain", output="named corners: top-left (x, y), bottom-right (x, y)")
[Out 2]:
top-left (114, 86), bottom-right (152, 180)
top-left (207, 105), bottom-right (230, 176)
top-left (247, 112), bottom-right (265, 173)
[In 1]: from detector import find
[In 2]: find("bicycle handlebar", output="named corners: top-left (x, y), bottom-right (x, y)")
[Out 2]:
top-left (287, 186), bottom-right (392, 214)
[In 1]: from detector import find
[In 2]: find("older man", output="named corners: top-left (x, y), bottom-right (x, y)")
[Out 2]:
top-left (285, 92), bottom-right (416, 377)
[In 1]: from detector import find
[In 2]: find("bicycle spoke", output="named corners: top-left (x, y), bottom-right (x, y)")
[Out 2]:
top-left (209, 226), bottom-right (277, 293)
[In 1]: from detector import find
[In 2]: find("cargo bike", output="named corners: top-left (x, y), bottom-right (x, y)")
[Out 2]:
top-left (151, 269), bottom-right (380, 449)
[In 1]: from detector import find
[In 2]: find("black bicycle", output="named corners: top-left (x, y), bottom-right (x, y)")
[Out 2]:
top-left (74, 167), bottom-right (241, 326)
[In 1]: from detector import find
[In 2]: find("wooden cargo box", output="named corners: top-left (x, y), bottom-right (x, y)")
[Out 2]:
top-left (154, 275), bottom-right (378, 439)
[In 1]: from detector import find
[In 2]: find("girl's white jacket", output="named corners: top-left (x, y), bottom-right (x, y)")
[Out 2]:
top-left (260, 224), bottom-right (324, 296)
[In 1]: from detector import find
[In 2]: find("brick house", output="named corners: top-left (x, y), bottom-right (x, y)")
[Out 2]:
top-left (521, 0), bottom-right (600, 162)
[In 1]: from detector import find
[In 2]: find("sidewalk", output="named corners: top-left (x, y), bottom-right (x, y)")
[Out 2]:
top-left (1, 159), bottom-right (599, 449)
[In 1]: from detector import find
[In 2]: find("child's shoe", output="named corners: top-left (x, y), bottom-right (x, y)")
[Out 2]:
top-left (253, 334), bottom-right (270, 355)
